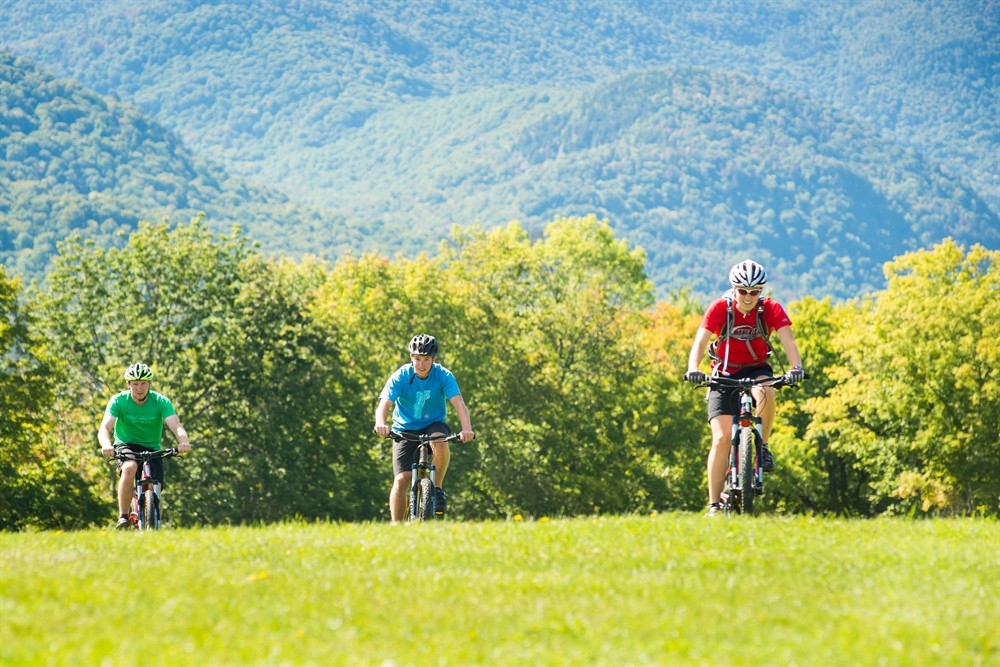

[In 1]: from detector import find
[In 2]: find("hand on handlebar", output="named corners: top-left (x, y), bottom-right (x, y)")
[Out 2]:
top-left (785, 365), bottom-right (806, 385)
top-left (684, 370), bottom-right (707, 384)
top-left (373, 423), bottom-right (391, 438)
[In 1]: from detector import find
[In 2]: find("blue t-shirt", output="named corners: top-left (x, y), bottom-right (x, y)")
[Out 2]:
top-left (379, 363), bottom-right (461, 431)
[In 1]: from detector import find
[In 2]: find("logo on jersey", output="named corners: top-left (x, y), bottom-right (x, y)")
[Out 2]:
top-left (413, 390), bottom-right (431, 418)
top-left (730, 324), bottom-right (758, 341)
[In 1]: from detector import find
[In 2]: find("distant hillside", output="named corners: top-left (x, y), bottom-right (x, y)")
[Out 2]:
top-left (285, 68), bottom-right (997, 299)
top-left (0, 53), bottom-right (367, 280)
top-left (2, 0), bottom-right (994, 210)
top-left (1, 0), bottom-right (996, 299)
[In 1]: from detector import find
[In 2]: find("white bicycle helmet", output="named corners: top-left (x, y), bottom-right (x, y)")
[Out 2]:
top-left (728, 259), bottom-right (767, 287)
top-left (124, 363), bottom-right (154, 381)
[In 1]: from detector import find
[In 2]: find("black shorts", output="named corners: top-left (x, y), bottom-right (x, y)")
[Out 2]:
top-left (706, 365), bottom-right (773, 422)
top-left (392, 422), bottom-right (451, 477)
top-left (115, 444), bottom-right (166, 487)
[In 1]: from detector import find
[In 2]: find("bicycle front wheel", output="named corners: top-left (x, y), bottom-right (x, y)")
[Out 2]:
top-left (738, 427), bottom-right (755, 515)
top-left (141, 488), bottom-right (157, 530)
top-left (416, 478), bottom-right (435, 521)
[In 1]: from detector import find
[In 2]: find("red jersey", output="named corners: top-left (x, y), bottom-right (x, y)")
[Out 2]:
top-left (701, 295), bottom-right (792, 373)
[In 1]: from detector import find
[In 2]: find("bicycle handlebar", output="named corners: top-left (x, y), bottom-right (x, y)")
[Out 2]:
top-left (696, 372), bottom-right (810, 390)
top-left (386, 431), bottom-right (472, 443)
top-left (113, 447), bottom-right (181, 461)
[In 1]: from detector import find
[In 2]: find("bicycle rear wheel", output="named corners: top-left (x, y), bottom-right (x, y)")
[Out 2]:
top-left (738, 427), bottom-right (755, 515)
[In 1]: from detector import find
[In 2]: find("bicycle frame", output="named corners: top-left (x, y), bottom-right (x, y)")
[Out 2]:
top-left (389, 432), bottom-right (462, 522)
top-left (114, 448), bottom-right (178, 531)
top-left (726, 386), bottom-right (764, 515)
top-left (700, 374), bottom-right (797, 515)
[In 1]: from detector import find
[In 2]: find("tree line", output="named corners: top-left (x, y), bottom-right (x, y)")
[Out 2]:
top-left (2, 215), bottom-right (996, 529)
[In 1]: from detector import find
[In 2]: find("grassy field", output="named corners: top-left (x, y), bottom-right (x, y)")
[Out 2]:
top-left (1, 514), bottom-right (997, 666)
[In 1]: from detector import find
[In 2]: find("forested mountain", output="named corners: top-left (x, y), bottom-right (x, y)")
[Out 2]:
top-left (0, 53), bottom-right (368, 280)
top-left (284, 69), bottom-right (996, 298)
top-left (1, 0), bottom-right (996, 299)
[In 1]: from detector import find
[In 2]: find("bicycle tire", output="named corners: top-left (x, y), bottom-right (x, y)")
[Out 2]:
top-left (738, 427), bottom-right (755, 515)
top-left (141, 488), bottom-right (157, 531)
top-left (417, 477), bottom-right (435, 521)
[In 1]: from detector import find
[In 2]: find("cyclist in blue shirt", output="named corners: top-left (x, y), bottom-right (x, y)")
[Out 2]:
top-left (374, 334), bottom-right (474, 522)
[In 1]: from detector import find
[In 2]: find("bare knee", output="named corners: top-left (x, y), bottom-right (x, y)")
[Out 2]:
top-left (709, 420), bottom-right (732, 453)
top-left (119, 461), bottom-right (138, 481)
top-left (393, 472), bottom-right (411, 492)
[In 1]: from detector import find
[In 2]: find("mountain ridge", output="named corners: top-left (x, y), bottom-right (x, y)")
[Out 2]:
top-left (1, 1), bottom-right (996, 300)
top-left (0, 52), bottom-right (368, 281)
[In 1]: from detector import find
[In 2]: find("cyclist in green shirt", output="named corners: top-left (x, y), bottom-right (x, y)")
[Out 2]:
top-left (98, 363), bottom-right (191, 529)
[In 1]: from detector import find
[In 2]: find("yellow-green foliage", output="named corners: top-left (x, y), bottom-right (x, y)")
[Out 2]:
top-left (805, 240), bottom-right (999, 514)
top-left (6, 223), bottom-right (998, 528)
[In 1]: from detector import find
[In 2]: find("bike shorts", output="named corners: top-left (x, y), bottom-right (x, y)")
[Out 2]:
top-left (392, 422), bottom-right (451, 477)
top-left (706, 364), bottom-right (773, 422)
top-left (114, 444), bottom-right (166, 487)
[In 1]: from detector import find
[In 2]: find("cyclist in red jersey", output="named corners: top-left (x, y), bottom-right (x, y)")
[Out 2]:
top-left (684, 260), bottom-right (805, 516)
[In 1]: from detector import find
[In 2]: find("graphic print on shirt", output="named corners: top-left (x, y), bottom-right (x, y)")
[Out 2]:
top-left (413, 389), bottom-right (431, 418)
top-left (729, 323), bottom-right (759, 342)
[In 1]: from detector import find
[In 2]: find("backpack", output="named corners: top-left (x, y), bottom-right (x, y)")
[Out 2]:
top-left (707, 292), bottom-right (774, 370)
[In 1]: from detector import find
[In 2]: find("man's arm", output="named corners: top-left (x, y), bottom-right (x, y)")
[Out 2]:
top-left (164, 414), bottom-right (192, 453)
top-left (98, 414), bottom-right (116, 457)
top-left (373, 397), bottom-right (394, 437)
top-left (449, 394), bottom-right (474, 443)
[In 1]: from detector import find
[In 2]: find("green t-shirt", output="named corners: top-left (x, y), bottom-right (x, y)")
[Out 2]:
top-left (105, 390), bottom-right (176, 449)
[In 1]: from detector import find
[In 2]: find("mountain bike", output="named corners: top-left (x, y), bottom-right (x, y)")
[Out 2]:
top-left (113, 447), bottom-right (179, 531)
top-left (695, 373), bottom-right (805, 515)
top-left (388, 431), bottom-right (464, 521)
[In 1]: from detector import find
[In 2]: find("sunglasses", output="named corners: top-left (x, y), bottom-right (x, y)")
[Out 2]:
top-left (736, 288), bottom-right (763, 296)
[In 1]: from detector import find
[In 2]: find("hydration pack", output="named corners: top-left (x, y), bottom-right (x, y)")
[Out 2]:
top-left (707, 292), bottom-right (774, 370)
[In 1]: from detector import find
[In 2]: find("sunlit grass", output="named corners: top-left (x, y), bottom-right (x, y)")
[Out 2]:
top-left (2, 515), bottom-right (996, 666)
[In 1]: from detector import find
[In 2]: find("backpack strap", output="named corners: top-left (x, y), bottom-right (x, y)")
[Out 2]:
top-left (755, 298), bottom-right (775, 360)
top-left (708, 293), bottom-right (774, 369)
top-left (707, 294), bottom-right (737, 369)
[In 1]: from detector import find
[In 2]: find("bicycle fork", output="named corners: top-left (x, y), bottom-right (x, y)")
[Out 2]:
top-left (730, 414), bottom-right (765, 491)
top-left (408, 461), bottom-right (437, 517)
top-left (133, 462), bottom-right (161, 531)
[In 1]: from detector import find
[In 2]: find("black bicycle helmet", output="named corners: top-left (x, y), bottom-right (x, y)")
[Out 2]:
top-left (408, 334), bottom-right (439, 356)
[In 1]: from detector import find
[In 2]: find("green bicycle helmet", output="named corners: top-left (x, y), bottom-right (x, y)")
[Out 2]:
top-left (124, 363), bottom-right (154, 381)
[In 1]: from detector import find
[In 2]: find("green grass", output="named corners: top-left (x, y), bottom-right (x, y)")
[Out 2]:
top-left (2, 514), bottom-right (997, 666)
